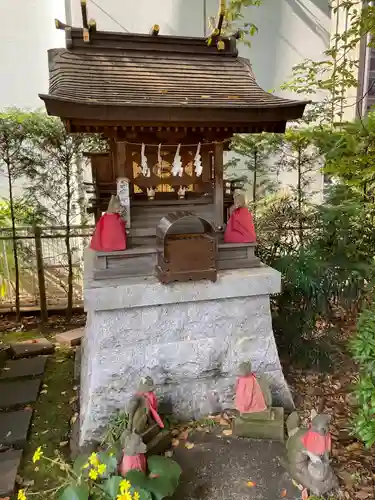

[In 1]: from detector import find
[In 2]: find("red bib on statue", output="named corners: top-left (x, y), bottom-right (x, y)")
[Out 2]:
top-left (90, 213), bottom-right (127, 252)
top-left (301, 429), bottom-right (331, 456)
top-left (224, 207), bottom-right (256, 244)
top-left (235, 374), bottom-right (267, 413)
top-left (119, 453), bottom-right (146, 477)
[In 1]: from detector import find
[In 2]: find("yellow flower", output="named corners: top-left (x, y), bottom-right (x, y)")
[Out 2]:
top-left (88, 452), bottom-right (99, 467)
top-left (97, 463), bottom-right (106, 476)
top-left (18, 489), bottom-right (27, 500)
top-left (32, 447), bottom-right (43, 463)
top-left (89, 469), bottom-right (98, 481)
top-left (133, 492), bottom-right (140, 500)
top-left (119, 479), bottom-right (131, 493)
top-left (117, 493), bottom-right (132, 500)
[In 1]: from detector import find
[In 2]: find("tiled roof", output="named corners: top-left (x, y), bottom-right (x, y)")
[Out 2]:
top-left (40, 30), bottom-right (308, 127)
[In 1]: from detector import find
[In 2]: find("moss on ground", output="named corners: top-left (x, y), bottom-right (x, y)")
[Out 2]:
top-left (0, 331), bottom-right (75, 498)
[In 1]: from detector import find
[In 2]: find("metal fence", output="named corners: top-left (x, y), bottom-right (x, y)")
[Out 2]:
top-left (0, 225), bottom-right (93, 311)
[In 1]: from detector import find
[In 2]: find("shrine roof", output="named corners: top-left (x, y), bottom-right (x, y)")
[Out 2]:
top-left (39, 28), bottom-right (308, 130)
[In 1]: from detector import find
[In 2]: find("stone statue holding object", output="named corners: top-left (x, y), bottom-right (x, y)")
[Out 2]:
top-left (224, 191), bottom-right (256, 244)
top-left (127, 376), bottom-right (165, 434)
top-left (233, 361), bottom-right (284, 441)
top-left (285, 410), bottom-right (338, 496)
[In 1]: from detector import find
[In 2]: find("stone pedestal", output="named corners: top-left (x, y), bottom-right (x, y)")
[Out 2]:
top-left (80, 252), bottom-right (293, 445)
top-left (233, 407), bottom-right (285, 442)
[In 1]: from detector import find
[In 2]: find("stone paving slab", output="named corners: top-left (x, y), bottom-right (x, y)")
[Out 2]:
top-left (56, 327), bottom-right (84, 347)
top-left (0, 356), bottom-right (48, 380)
top-left (10, 338), bottom-right (54, 359)
top-left (0, 449), bottom-right (23, 496)
top-left (0, 379), bottom-right (41, 409)
top-left (0, 410), bottom-right (32, 449)
top-left (171, 431), bottom-right (302, 500)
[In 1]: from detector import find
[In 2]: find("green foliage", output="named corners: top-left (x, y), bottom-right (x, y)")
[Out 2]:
top-left (351, 302), bottom-right (375, 448)
top-left (126, 456), bottom-right (182, 500)
top-left (208, 0), bottom-right (262, 46)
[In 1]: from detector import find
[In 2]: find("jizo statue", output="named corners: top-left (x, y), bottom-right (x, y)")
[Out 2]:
top-left (285, 410), bottom-right (339, 496)
top-left (127, 376), bottom-right (164, 434)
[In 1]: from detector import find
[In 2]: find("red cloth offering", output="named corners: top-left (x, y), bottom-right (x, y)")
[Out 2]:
top-left (138, 391), bottom-right (165, 429)
top-left (90, 213), bottom-right (126, 252)
top-left (119, 453), bottom-right (146, 477)
top-left (235, 374), bottom-right (267, 413)
top-left (301, 429), bottom-right (331, 456)
top-left (224, 207), bottom-right (256, 244)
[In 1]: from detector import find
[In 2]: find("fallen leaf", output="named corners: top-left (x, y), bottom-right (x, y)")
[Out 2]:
top-left (185, 442), bottom-right (195, 449)
top-left (61, 391), bottom-right (67, 396)
top-left (246, 481), bottom-right (256, 488)
top-left (40, 390), bottom-right (48, 395)
top-left (179, 430), bottom-right (189, 440)
top-left (73, 386), bottom-right (78, 391)
top-left (222, 429), bottom-right (232, 436)
top-left (59, 441), bottom-right (69, 447)
top-left (164, 450), bottom-right (173, 458)
top-left (356, 491), bottom-right (371, 499)
top-left (219, 418), bottom-right (230, 426)
top-left (171, 439), bottom-right (179, 447)
top-left (41, 430), bottom-right (49, 435)
top-left (280, 489), bottom-right (287, 498)
top-left (70, 413), bottom-right (78, 425)
top-left (69, 396), bottom-right (78, 405)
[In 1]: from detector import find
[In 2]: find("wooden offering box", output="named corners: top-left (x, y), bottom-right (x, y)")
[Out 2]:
top-left (156, 211), bottom-right (217, 284)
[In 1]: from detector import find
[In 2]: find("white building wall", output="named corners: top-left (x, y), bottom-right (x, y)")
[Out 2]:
top-left (0, 0), bottom-right (66, 199)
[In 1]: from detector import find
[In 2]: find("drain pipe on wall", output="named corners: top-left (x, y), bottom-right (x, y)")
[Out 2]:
top-left (65, 0), bottom-right (72, 25)
top-left (203, 0), bottom-right (207, 36)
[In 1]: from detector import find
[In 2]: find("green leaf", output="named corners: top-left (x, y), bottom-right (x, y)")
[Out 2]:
top-left (73, 454), bottom-right (90, 476)
top-left (60, 485), bottom-right (89, 500)
top-left (147, 455), bottom-right (182, 488)
top-left (97, 451), bottom-right (118, 477)
top-left (102, 476), bottom-right (123, 499)
top-left (125, 470), bottom-right (176, 500)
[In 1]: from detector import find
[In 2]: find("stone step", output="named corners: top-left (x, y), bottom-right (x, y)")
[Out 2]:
top-left (10, 338), bottom-right (54, 359)
top-left (56, 328), bottom-right (84, 347)
top-left (0, 410), bottom-right (32, 449)
top-left (0, 356), bottom-right (48, 381)
top-left (0, 379), bottom-right (41, 409)
top-left (0, 449), bottom-right (23, 496)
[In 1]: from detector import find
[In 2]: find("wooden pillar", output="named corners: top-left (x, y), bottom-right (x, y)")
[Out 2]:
top-left (213, 142), bottom-right (224, 229)
top-left (116, 141), bottom-right (127, 177)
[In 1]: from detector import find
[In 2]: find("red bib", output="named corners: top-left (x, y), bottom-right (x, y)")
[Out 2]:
top-left (137, 391), bottom-right (164, 429)
top-left (90, 213), bottom-right (127, 252)
top-left (224, 208), bottom-right (256, 244)
top-left (119, 453), bottom-right (146, 477)
top-left (301, 429), bottom-right (331, 455)
top-left (235, 374), bottom-right (267, 413)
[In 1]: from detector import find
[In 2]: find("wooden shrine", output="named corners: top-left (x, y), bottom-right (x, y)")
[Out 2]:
top-left (40, 2), bottom-right (308, 282)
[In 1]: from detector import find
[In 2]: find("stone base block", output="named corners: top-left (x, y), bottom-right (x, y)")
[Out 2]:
top-left (233, 407), bottom-right (285, 442)
top-left (240, 408), bottom-right (272, 421)
top-left (80, 267), bottom-right (293, 445)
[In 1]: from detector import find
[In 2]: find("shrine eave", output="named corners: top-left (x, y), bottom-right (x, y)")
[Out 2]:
top-left (39, 95), bottom-right (307, 133)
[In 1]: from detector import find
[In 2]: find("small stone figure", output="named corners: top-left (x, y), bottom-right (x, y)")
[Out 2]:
top-left (177, 186), bottom-right (186, 199)
top-left (233, 361), bottom-right (284, 441)
top-left (147, 187), bottom-right (155, 200)
top-left (224, 191), bottom-right (256, 244)
top-left (285, 411), bottom-right (339, 496)
top-left (119, 430), bottom-right (147, 477)
top-left (127, 376), bottom-right (164, 434)
top-left (235, 361), bottom-right (272, 414)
